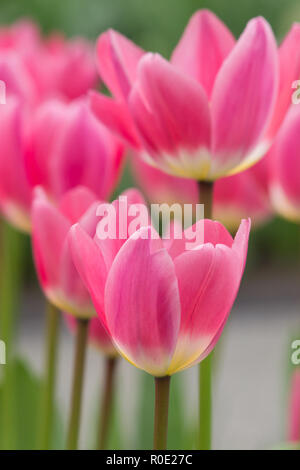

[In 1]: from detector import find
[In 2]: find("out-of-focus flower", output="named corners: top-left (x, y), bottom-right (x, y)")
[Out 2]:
top-left (26, 98), bottom-right (124, 202)
top-left (70, 204), bottom-right (250, 376)
top-left (0, 98), bottom-right (32, 232)
top-left (287, 369), bottom-right (300, 443)
top-left (0, 97), bottom-right (124, 232)
top-left (269, 105), bottom-right (300, 222)
top-left (31, 186), bottom-right (100, 318)
top-left (0, 20), bottom-right (98, 101)
top-left (91, 10), bottom-right (280, 181)
top-left (132, 156), bottom-right (271, 231)
top-left (37, 34), bottom-right (98, 101)
top-left (65, 313), bottom-right (116, 357)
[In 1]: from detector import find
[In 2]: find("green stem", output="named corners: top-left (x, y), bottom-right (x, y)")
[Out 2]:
top-left (38, 302), bottom-right (60, 450)
top-left (197, 180), bottom-right (214, 450)
top-left (66, 317), bottom-right (90, 450)
top-left (153, 376), bottom-right (171, 450)
top-left (97, 356), bottom-right (117, 450)
top-left (0, 219), bottom-right (25, 450)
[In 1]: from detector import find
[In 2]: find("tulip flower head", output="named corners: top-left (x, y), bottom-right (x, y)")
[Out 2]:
top-left (269, 105), bottom-right (300, 222)
top-left (31, 186), bottom-right (101, 318)
top-left (91, 10), bottom-right (280, 181)
top-left (70, 196), bottom-right (250, 376)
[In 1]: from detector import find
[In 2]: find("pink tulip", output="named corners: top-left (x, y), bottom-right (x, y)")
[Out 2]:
top-left (288, 369), bottom-right (300, 443)
top-left (65, 314), bottom-right (116, 357)
top-left (31, 186), bottom-right (101, 318)
top-left (269, 105), bottom-right (300, 222)
top-left (0, 98), bottom-right (32, 232)
top-left (26, 98), bottom-right (124, 201)
top-left (91, 10), bottom-right (279, 180)
top-left (32, 187), bottom-right (145, 318)
top-left (39, 34), bottom-right (98, 100)
top-left (132, 156), bottom-right (271, 231)
top-left (70, 204), bottom-right (250, 375)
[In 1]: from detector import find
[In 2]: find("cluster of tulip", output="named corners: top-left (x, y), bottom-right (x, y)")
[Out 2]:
top-left (0, 9), bottom-right (300, 450)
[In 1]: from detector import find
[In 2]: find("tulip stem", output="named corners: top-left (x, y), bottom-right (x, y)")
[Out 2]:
top-left (197, 180), bottom-right (214, 450)
top-left (97, 356), bottom-right (118, 450)
top-left (153, 376), bottom-right (171, 450)
top-left (66, 317), bottom-right (90, 450)
top-left (0, 220), bottom-right (25, 450)
top-left (198, 181), bottom-right (214, 219)
top-left (38, 302), bottom-right (60, 450)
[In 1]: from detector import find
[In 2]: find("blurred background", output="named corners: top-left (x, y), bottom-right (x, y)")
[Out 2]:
top-left (0, 0), bottom-right (300, 450)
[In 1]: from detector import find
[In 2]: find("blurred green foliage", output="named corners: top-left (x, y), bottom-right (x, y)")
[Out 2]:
top-left (0, 0), bottom-right (300, 267)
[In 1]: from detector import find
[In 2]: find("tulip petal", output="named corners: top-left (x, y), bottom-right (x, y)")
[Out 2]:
top-left (211, 17), bottom-right (278, 176)
top-left (129, 54), bottom-right (211, 178)
top-left (105, 226), bottom-right (180, 376)
top-left (171, 9), bottom-right (235, 98)
top-left (58, 186), bottom-right (98, 224)
top-left (68, 223), bottom-right (109, 325)
top-left (90, 91), bottom-right (141, 148)
top-left (96, 29), bottom-right (144, 100)
top-left (168, 219), bottom-right (250, 374)
top-left (32, 197), bottom-right (70, 298)
top-left (269, 106), bottom-right (300, 220)
top-left (267, 23), bottom-right (300, 138)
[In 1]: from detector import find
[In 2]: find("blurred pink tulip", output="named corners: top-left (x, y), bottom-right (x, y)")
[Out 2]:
top-left (70, 204), bottom-right (250, 375)
top-left (288, 369), bottom-right (300, 443)
top-left (91, 10), bottom-right (279, 180)
top-left (38, 34), bottom-right (98, 100)
top-left (0, 97), bottom-right (124, 232)
top-left (132, 156), bottom-right (271, 231)
top-left (32, 186), bottom-right (100, 318)
top-left (0, 98), bottom-right (32, 232)
top-left (0, 20), bottom-right (98, 101)
top-left (26, 98), bottom-right (124, 202)
top-left (269, 105), bottom-right (300, 222)
top-left (65, 314), bottom-right (116, 357)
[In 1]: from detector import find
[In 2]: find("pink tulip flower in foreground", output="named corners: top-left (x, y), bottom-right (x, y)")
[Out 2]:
top-left (287, 368), bottom-right (300, 443)
top-left (31, 186), bottom-right (100, 318)
top-left (65, 314), bottom-right (116, 357)
top-left (269, 105), bottom-right (300, 222)
top-left (70, 205), bottom-right (250, 376)
top-left (91, 10), bottom-right (281, 180)
top-left (132, 156), bottom-right (271, 231)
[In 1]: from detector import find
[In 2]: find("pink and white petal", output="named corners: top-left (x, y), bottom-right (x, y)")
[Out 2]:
top-left (96, 29), bottom-right (144, 100)
top-left (171, 9), bottom-right (235, 98)
top-left (105, 227), bottom-right (180, 376)
top-left (129, 54), bottom-right (211, 178)
top-left (267, 23), bottom-right (300, 139)
top-left (168, 235), bottom-right (248, 374)
top-left (68, 223), bottom-right (109, 326)
top-left (90, 91), bottom-right (141, 148)
top-left (59, 238), bottom-right (96, 318)
top-left (32, 197), bottom-right (70, 299)
top-left (211, 17), bottom-right (278, 176)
